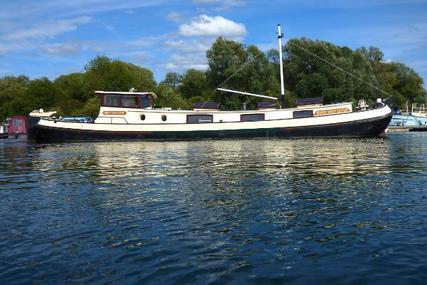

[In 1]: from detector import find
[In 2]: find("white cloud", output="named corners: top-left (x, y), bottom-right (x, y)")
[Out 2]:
top-left (164, 39), bottom-right (211, 53)
top-left (165, 54), bottom-right (209, 72)
top-left (0, 0), bottom-right (167, 21)
top-left (2, 16), bottom-right (92, 41)
top-left (179, 15), bottom-right (247, 38)
top-left (163, 38), bottom-right (214, 73)
top-left (43, 43), bottom-right (82, 55)
top-left (130, 52), bottom-right (149, 65)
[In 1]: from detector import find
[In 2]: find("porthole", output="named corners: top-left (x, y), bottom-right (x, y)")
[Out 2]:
top-left (161, 115), bottom-right (167, 122)
top-left (140, 114), bottom-right (146, 121)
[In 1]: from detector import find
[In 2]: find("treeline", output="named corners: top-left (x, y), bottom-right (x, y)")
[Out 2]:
top-left (1, 37), bottom-right (425, 120)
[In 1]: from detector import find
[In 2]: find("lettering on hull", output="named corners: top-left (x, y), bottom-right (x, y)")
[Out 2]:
top-left (314, 107), bottom-right (350, 117)
top-left (103, 111), bottom-right (127, 116)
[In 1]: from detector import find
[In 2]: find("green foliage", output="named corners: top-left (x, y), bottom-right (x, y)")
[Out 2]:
top-left (0, 38), bottom-right (425, 122)
top-left (84, 56), bottom-right (156, 92)
top-left (0, 76), bottom-right (30, 120)
top-left (54, 73), bottom-right (88, 114)
top-left (392, 63), bottom-right (425, 105)
top-left (282, 39), bottom-right (426, 107)
top-left (206, 38), bottom-right (279, 109)
top-left (179, 69), bottom-right (210, 99)
top-left (78, 96), bottom-right (100, 117)
top-left (25, 77), bottom-right (60, 112)
top-left (156, 83), bottom-right (190, 109)
top-left (161, 72), bottom-right (182, 89)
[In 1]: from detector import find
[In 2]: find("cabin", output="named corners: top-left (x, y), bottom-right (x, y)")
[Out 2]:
top-left (8, 115), bottom-right (28, 138)
top-left (91, 89), bottom-right (352, 126)
top-left (95, 91), bottom-right (157, 109)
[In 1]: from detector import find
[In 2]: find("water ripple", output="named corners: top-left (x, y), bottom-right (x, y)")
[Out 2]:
top-left (1, 134), bottom-right (427, 284)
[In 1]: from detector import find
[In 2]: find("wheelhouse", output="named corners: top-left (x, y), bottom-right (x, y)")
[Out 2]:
top-left (95, 91), bottom-right (157, 109)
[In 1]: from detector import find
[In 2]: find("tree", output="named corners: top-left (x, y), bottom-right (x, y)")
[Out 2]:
top-left (157, 83), bottom-right (190, 109)
top-left (25, 77), bottom-right (60, 113)
top-left (0, 76), bottom-right (30, 120)
top-left (206, 38), bottom-right (279, 109)
top-left (1, 39), bottom-right (424, 118)
top-left (282, 38), bottom-right (392, 105)
top-left (357, 46), bottom-right (384, 62)
top-left (296, 73), bottom-right (329, 98)
top-left (179, 69), bottom-right (210, 99)
top-left (54, 73), bottom-right (89, 114)
top-left (392, 63), bottom-right (425, 105)
top-left (84, 56), bottom-right (156, 92)
top-left (161, 72), bottom-right (182, 89)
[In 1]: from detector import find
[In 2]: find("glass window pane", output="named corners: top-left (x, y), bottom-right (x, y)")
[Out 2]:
top-left (105, 95), bottom-right (120, 107)
top-left (121, 96), bottom-right (139, 108)
top-left (141, 95), bottom-right (151, 108)
top-left (240, 114), bottom-right (265, 122)
top-left (187, 115), bottom-right (213, 124)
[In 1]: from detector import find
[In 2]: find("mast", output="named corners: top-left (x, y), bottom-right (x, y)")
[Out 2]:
top-left (277, 24), bottom-right (285, 108)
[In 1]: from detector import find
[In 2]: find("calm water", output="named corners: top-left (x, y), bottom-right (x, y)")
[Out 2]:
top-left (1, 134), bottom-right (427, 284)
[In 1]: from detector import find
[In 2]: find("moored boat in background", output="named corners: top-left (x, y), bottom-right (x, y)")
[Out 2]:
top-left (7, 115), bottom-right (28, 139)
top-left (389, 104), bottom-right (427, 128)
top-left (0, 122), bottom-right (8, 139)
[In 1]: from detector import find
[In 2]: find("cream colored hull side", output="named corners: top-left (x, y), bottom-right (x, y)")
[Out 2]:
top-left (38, 105), bottom-right (392, 133)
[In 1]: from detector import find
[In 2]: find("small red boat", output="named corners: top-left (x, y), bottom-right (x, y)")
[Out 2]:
top-left (7, 115), bottom-right (28, 139)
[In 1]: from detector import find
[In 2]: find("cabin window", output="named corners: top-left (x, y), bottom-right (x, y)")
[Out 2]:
top-left (14, 119), bottom-right (24, 126)
top-left (141, 114), bottom-right (146, 121)
top-left (104, 95), bottom-right (121, 107)
top-left (241, 114), bottom-right (265, 122)
top-left (162, 115), bottom-right (167, 122)
top-left (140, 95), bottom-right (151, 108)
top-left (187, 115), bottom-right (213, 124)
top-left (121, 96), bottom-right (139, 108)
top-left (293, 110), bottom-right (313, 118)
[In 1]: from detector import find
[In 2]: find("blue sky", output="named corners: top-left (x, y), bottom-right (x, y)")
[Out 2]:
top-left (1, 0), bottom-right (426, 85)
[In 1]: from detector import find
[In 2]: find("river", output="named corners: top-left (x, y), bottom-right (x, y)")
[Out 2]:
top-left (1, 133), bottom-right (426, 284)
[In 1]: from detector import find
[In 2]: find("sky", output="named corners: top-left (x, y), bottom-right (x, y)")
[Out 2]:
top-left (0, 0), bottom-right (427, 85)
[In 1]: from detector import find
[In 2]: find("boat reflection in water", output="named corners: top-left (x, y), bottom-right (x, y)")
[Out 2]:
top-left (30, 138), bottom-right (395, 202)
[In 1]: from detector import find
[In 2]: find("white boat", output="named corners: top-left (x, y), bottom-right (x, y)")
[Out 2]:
top-left (29, 25), bottom-right (392, 142)
top-left (389, 104), bottom-right (427, 127)
top-left (0, 123), bottom-right (8, 139)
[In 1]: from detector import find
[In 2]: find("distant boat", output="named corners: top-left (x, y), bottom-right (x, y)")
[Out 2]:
top-left (389, 104), bottom-right (427, 127)
top-left (28, 25), bottom-right (392, 142)
top-left (0, 123), bottom-right (8, 139)
top-left (7, 115), bottom-right (28, 139)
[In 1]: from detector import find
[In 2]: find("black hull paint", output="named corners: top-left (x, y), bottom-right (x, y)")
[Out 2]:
top-left (29, 112), bottom-right (393, 142)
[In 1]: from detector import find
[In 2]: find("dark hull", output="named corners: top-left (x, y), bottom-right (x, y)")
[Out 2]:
top-left (29, 112), bottom-right (393, 142)
top-left (409, 126), bottom-right (427, 132)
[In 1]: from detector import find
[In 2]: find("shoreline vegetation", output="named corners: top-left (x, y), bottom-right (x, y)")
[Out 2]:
top-left (1, 37), bottom-right (426, 121)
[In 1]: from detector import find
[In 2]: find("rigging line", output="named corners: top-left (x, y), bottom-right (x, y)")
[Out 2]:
top-left (202, 48), bottom-right (266, 106)
top-left (217, 49), bottom-right (265, 90)
top-left (285, 37), bottom-right (393, 99)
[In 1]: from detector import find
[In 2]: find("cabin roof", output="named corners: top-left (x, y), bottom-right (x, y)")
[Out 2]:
top-left (95, 91), bottom-right (158, 100)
